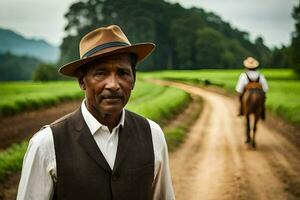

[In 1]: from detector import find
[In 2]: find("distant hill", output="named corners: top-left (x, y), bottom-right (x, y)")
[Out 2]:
top-left (0, 28), bottom-right (60, 62)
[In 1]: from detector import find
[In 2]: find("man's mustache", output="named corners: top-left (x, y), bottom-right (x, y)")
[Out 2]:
top-left (99, 92), bottom-right (123, 99)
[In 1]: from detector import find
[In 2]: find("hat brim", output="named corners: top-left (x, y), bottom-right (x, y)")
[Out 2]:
top-left (59, 43), bottom-right (155, 77)
top-left (244, 65), bottom-right (259, 69)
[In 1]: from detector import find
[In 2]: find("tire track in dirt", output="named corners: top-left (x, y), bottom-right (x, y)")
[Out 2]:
top-left (153, 80), bottom-right (300, 200)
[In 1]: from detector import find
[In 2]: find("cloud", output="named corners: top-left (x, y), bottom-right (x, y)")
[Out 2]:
top-left (169, 0), bottom-right (298, 47)
top-left (0, 0), bottom-right (75, 45)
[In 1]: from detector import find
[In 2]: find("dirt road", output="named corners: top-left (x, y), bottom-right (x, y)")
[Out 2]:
top-left (155, 80), bottom-right (300, 200)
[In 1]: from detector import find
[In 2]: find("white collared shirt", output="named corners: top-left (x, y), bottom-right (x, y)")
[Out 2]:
top-left (235, 70), bottom-right (269, 93)
top-left (17, 101), bottom-right (175, 200)
top-left (81, 101), bottom-right (124, 169)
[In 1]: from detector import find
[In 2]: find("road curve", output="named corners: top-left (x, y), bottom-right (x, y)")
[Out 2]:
top-left (154, 80), bottom-right (300, 200)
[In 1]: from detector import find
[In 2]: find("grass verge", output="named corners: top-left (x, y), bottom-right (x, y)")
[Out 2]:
top-left (163, 96), bottom-right (203, 152)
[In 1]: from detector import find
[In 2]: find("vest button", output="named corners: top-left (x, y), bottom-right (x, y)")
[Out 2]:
top-left (112, 173), bottom-right (120, 181)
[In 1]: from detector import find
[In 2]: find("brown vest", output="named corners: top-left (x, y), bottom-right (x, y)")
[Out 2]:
top-left (50, 108), bottom-right (154, 200)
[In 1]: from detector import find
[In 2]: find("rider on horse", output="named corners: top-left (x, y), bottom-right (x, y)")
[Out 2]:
top-left (235, 57), bottom-right (269, 119)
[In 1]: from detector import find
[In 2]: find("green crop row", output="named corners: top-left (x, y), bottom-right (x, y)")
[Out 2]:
top-left (141, 69), bottom-right (300, 125)
top-left (0, 81), bottom-right (84, 117)
top-left (129, 81), bottom-right (167, 103)
top-left (127, 85), bottom-right (190, 123)
top-left (0, 81), bottom-right (191, 183)
top-left (0, 141), bottom-right (28, 182)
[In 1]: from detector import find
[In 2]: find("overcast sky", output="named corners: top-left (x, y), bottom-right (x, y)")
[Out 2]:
top-left (0, 0), bottom-right (298, 48)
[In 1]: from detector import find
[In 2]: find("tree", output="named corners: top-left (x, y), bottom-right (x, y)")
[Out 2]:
top-left (195, 28), bottom-right (226, 68)
top-left (269, 46), bottom-right (291, 68)
top-left (291, 1), bottom-right (300, 75)
top-left (169, 10), bottom-right (204, 69)
top-left (254, 37), bottom-right (272, 67)
top-left (0, 52), bottom-right (41, 81)
top-left (32, 63), bottom-right (62, 81)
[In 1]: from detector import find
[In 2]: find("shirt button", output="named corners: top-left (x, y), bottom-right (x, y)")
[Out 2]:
top-left (112, 173), bottom-right (120, 181)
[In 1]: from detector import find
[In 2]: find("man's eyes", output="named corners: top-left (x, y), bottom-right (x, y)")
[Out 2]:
top-left (93, 71), bottom-right (106, 77)
top-left (93, 69), bottom-right (131, 76)
top-left (118, 69), bottom-right (131, 76)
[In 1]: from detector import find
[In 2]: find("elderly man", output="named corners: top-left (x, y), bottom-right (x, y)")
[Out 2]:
top-left (236, 57), bottom-right (269, 119)
top-left (17, 25), bottom-right (175, 200)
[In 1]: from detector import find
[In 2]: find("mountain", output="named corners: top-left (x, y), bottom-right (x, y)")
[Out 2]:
top-left (0, 28), bottom-right (60, 62)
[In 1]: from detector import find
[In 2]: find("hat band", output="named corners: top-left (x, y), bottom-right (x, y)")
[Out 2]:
top-left (82, 41), bottom-right (130, 58)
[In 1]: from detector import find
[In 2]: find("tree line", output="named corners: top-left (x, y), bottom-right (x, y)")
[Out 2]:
top-left (1, 0), bottom-right (299, 81)
top-left (0, 52), bottom-right (64, 81)
top-left (0, 52), bottom-right (40, 81)
top-left (290, 0), bottom-right (300, 74)
top-left (59, 0), bottom-right (274, 71)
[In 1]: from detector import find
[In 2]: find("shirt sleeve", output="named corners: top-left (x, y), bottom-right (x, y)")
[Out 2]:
top-left (259, 74), bottom-right (269, 92)
top-left (148, 119), bottom-right (175, 200)
top-left (235, 73), bottom-right (247, 94)
top-left (17, 126), bottom-right (56, 200)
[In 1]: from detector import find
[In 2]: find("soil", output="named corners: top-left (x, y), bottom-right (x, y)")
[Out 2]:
top-left (1, 81), bottom-right (300, 200)
top-left (0, 101), bottom-right (81, 150)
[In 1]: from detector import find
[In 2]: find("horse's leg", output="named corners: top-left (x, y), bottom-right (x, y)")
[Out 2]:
top-left (252, 115), bottom-right (259, 148)
top-left (245, 115), bottom-right (251, 144)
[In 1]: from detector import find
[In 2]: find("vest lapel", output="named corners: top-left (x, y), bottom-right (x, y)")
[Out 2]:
top-left (113, 112), bottom-right (131, 172)
top-left (72, 109), bottom-right (112, 173)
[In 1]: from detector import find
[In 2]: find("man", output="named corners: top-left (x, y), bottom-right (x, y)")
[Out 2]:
top-left (17, 25), bottom-right (175, 200)
top-left (235, 56), bottom-right (269, 119)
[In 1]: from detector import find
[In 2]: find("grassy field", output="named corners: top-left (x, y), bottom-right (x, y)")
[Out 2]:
top-left (0, 80), bottom-right (191, 182)
top-left (127, 80), bottom-right (191, 123)
top-left (0, 81), bottom-right (83, 117)
top-left (128, 81), bottom-right (190, 123)
top-left (141, 69), bottom-right (300, 125)
top-left (0, 142), bottom-right (27, 182)
top-left (0, 80), bottom-right (189, 120)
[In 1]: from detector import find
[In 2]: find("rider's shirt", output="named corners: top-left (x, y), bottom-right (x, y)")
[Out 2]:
top-left (235, 70), bottom-right (269, 94)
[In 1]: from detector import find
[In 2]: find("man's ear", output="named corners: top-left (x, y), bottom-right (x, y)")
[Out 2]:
top-left (78, 77), bottom-right (86, 90)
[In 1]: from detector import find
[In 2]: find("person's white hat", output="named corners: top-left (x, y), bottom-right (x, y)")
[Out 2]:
top-left (243, 57), bottom-right (259, 69)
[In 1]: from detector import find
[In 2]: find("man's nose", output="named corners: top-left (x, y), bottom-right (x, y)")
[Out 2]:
top-left (105, 74), bottom-right (120, 91)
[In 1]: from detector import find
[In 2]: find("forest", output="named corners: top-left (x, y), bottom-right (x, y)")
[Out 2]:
top-left (1, 0), bottom-right (299, 81)
top-left (58, 0), bottom-right (278, 71)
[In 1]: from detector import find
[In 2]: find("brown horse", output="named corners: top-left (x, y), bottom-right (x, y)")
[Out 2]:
top-left (242, 86), bottom-right (265, 148)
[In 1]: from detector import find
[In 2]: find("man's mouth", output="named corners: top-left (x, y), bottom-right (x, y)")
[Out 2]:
top-left (101, 94), bottom-right (123, 102)
top-left (102, 95), bottom-right (122, 100)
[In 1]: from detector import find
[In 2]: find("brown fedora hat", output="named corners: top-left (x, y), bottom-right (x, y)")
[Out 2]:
top-left (243, 57), bottom-right (259, 69)
top-left (59, 25), bottom-right (155, 77)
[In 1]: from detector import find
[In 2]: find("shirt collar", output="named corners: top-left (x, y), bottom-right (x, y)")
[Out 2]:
top-left (81, 100), bottom-right (125, 135)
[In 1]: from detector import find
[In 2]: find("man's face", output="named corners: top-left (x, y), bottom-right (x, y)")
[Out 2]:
top-left (80, 54), bottom-right (134, 118)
